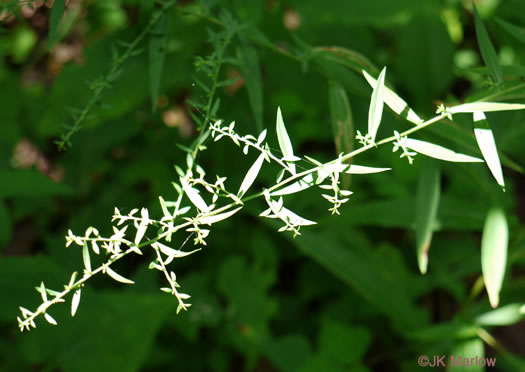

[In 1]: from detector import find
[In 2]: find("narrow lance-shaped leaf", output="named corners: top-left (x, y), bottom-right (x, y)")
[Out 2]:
top-left (368, 66), bottom-right (386, 142)
top-left (345, 165), bottom-right (391, 174)
top-left (473, 3), bottom-right (503, 85)
top-left (475, 303), bottom-right (525, 326)
top-left (362, 70), bottom-right (423, 125)
top-left (272, 174), bottom-right (315, 196)
top-left (473, 111), bottom-right (505, 190)
top-left (48, 0), bottom-right (65, 50)
top-left (71, 289), bottom-right (81, 317)
top-left (481, 207), bottom-right (508, 308)
top-left (495, 17), bottom-right (525, 44)
top-left (404, 138), bottom-right (484, 163)
top-left (415, 159), bottom-right (441, 274)
top-left (450, 102), bottom-right (525, 114)
top-left (83, 241), bottom-right (92, 273)
top-left (199, 207), bottom-right (243, 225)
top-left (237, 44), bottom-right (263, 132)
top-left (44, 313), bottom-right (58, 326)
top-left (181, 179), bottom-right (209, 213)
top-left (238, 152), bottom-right (266, 198)
top-left (135, 207), bottom-right (149, 245)
top-left (276, 107), bottom-right (296, 174)
top-left (106, 266), bottom-right (135, 284)
top-left (149, 13), bottom-right (168, 113)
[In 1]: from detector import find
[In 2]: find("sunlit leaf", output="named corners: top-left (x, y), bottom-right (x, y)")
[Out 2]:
top-left (106, 267), bottom-right (135, 284)
top-left (481, 207), bottom-right (508, 308)
top-left (329, 82), bottom-right (354, 156)
top-left (149, 13), bottom-right (168, 113)
top-left (271, 174), bottom-right (315, 196)
top-left (71, 289), bottom-right (81, 317)
top-left (44, 312), bottom-right (57, 326)
top-left (135, 208), bottom-right (149, 245)
top-left (450, 102), bottom-right (525, 114)
top-left (152, 242), bottom-right (200, 259)
top-left (181, 179), bottom-right (209, 213)
top-left (368, 67), bottom-right (386, 142)
top-left (473, 3), bottom-right (503, 85)
top-left (48, 0), bottom-right (65, 50)
top-left (238, 152), bottom-right (266, 197)
top-left (415, 159), bottom-right (440, 274)
top-left (362, 70), bottom-right (423, 124)
top-left (345, 165), bottom-right (391, 174)
top-left (449, 338), bottom-right (485, 372)
top-left (83, 242), bottom-right (92, 273)
top-left (473, 111), bottom-right (505, 190)
top-left (200, 207), bottom-right (243, 225)
top-left (475, 303), bottom-right (524, 326)
top-left (237, 44), bottom-right (263, 131)
top-left (404, 138), bottom-right (483, 163)
top-left (276, 107), bottom-right (296, 174)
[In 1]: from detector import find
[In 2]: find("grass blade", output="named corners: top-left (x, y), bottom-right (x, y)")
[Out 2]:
top-left (415, 159), bottom-right (440, 274)
top-left (48, 0), bottom-right (65, 50)
top-left (481, 207), bottom-right (508, 308)
top-left (149, 13), bottom-right (168, 113)
top-left (237, 44), bottom-right (263, 132)
top-left (473, 3), bottom-right (503, 85)
top-left (276, 107), bottom-right (296, 174)
top-left (404, 138), bottom-right (484, 163)
top-left (368, 67), bottom-right (386, 142)
top-left (362, 70), bottom-right (423, 125)
top-left (473, 111), bottom-right (505, 190)
top-left (238, 152), bottom-right (266, 198)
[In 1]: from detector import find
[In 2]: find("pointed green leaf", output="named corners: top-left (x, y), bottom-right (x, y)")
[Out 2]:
top-left (415, 159), bottom-right (440, 274)
top-left (48, 0), bottom-right (65, 50)
top-left (329, 82), bottom-right (354, 156)
top-left (71, 289), bottom-right (81, 317)
top-left (106, 266), bottom-right (135, 284)
top-left (238, 152), bottom-right (266, 197)
top-left (181, 179), bottom-right (209, 213)
top-left (368, 67), bottom-right (386, 142)
top-left (473, 111), bottom-right (505, 190)
top-left (271, 174), bottom-right (315, 196)
top-left (450, 338), bottom-right (485, 372)
top-left (44, 313), bottom-right (58, 326)
top-left (362, 70), bottom-right (423, 125)
top-left (495, 17), bottom-right (525, 44)
top-left (473, 3), bottom-right (503, 85)
top-left (135, 208), bottom-right (149, 245)
top-left (149, 13), bottom-right (168, 113)
top-left (200, 207), bottom-right (243, 225)
top-left (83, 241), bottom-right (92, 273)
top-left (481, 207), bottom-right (508, 308)
top-left (345, 165), bottom-right (391, 174)
top-left (404, 138), bottom-right (484, 163)
top-left (276, 107), bottom-right (296, 174)
top-left (475, 303), bottom-right (525, 326)
top-left (237, 44), bottom-right (263, 132)
top-left (450, 102), bottom-right (525, 113)
top-left (152, 242), bottom-right (200, 259)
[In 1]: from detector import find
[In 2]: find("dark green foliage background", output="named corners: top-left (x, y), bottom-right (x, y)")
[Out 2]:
top-left (1, 0), bottom-right (525, 371)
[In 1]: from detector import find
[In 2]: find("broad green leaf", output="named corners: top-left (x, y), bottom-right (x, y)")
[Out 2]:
top-left (473, 3), bottom-right (503, 85)
top-left (415, 159), bottom-right (440, 274)
top-left (238, 152), bottom-right (266, 197)
top-left (481, 207), bottom-right (508, 308)
top-left (263, 335), bottom-right (313, 372)
top-left (473, 111), bottom-right (505, 190)
top-left (450, 102), bottom-right (525, 114)
top-left (449, 338), bottom-right (485, 372)
top-left (199, 207), bottom-right (243, 225)
top-left (404, 138), bottom-right (484, 163)
top-left (271, 174), bottom-right (315, 196)
top-left (368, 67), bottom-right (386, 142)
top-left (345, 165), bottom-right (391, 174)
top-left (237, 44), bottom-right (263, 132)
top-left (106, 267), bottom-right (135, 284)
top-left (83, 242), bottom-right (92, 273)
top-left (149, 13), bottom-right (168, 113)
top-left (71, 289), bottom-right (81, 317)
top-left (276, 107), bottom-right (296, 173)
top-left (329, 81), bottom-right (354, 156)
top-left (48, 0), bottom-right (65, 50)
top-left (181, 179), bottom-right (209, 213)
top-left (495, 17), bottom-right (525, 44)
top-left (362, 69), bottom-right (423, 125)
top-left (475, 303), bottom-right (524, 326)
